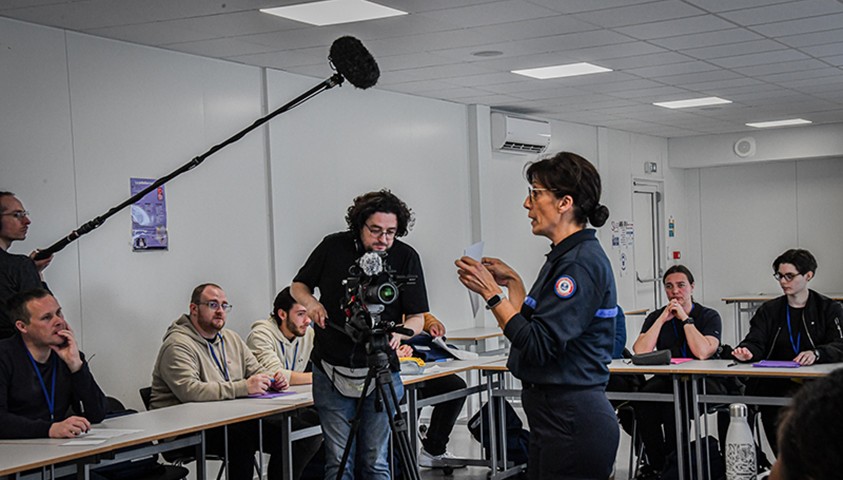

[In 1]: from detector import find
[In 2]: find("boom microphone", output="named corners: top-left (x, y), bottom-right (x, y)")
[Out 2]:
top-left (34, 36), bottom-right (381, 261)
top-left (330, 36), bottom-right (380, 89)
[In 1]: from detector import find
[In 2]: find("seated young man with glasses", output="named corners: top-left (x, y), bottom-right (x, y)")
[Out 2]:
top-left (732, 249), bottom-right (843, 456)
top-left (150, 283), bottom-right (292, 480)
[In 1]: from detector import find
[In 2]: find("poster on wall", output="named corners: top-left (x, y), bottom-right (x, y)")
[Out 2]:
top-left (611, 220), bottom-right (633, 277)
top-left (130, 178), bottom-right (168, 251)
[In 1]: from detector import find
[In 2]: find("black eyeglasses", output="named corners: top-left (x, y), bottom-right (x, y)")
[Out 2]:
top-left (197, 301), bottom-right (233, 312)
top-left (364, 223), bottom-right (397, 239)
top-left (773, 272), bottom-right (802, 282)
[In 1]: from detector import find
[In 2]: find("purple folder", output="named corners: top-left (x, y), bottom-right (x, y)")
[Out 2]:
top-left (753, 360), bottom-right (801, 368)
top-left (248, 391), bottom-right (296, 399)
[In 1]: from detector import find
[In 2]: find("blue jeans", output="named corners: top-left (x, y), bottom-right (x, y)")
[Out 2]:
top-left (313, 365), bottom-right (404, 480)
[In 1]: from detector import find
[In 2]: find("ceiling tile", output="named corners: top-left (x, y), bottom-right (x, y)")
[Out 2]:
top-left (718, 0), bottom-right (843, 26)
top-left (571, 0), bottom-right (706, 28)
top-left (647, 28), bottom-right (764, 50)
top-left (615, 14), bottom-right (735, 40)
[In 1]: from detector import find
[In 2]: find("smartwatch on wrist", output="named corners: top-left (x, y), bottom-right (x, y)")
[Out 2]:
top-left (485, 294), bottom-right (504, 310)
top-left (681, 318), bottom-right (694, 326)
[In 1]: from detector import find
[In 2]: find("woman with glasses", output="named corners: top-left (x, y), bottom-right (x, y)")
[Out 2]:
top-left (456, 151), bottom-right (619, 479)
top-left (732, 248), bottom-right (843, 455)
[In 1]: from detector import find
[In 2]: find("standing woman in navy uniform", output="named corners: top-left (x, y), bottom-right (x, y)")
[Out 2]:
top-left (456, 151), bottom-right (619, 479)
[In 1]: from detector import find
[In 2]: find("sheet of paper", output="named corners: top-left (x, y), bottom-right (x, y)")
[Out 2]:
top-left (464, 241), bottom-right (485, 316)
top-left (82, 428), bottom-right (142, 439)
top-left (62, 439), bottom-right (107, 446)
top-left (432, 336), bottom-right (479, 360)
top-left (271, 392), bottom-right (312, 402)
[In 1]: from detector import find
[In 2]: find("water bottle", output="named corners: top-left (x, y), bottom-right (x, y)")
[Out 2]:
top-left (726, 403), bottom-right (757, 480)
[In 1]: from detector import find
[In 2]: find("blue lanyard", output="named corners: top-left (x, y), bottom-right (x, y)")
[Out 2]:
top-left (671, 320), bottom-right (688, 357)
top-left (25, 349), bottom-right (57, 421)
top-left (787, 306), bottom-right (802, 355)
top-left (670, 304), bottom-right (693, 358)
top-left (279, 340), bottom-right (299, 371)
top-left (207, 335), bottom-right (229, 381)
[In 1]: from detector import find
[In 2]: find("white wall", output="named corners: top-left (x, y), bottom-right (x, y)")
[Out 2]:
top-left (0, 17), bottom-right (478, 409)
top-left (266, 68), bottom-right (474, 327)
top-left (686, 157), bottom-right (843, 345)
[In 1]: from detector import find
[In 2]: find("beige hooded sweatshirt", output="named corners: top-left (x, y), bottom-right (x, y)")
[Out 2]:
top-left (149, 314), bottom-right (266, 409)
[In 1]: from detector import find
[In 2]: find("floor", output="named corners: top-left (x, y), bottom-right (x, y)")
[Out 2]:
top-left (416, 408), bottom-right (636, 480)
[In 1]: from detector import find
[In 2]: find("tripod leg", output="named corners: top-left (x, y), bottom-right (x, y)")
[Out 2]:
top-left (376, 369), bottom-right (422, 480)
top-left (335, 370), bottom-right (376, 480)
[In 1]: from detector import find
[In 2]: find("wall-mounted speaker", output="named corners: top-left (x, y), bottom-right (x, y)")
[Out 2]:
top-left (734, 137), bottom-right (756, 158)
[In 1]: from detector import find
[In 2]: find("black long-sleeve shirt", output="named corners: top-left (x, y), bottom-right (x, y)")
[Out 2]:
top-left (0, 248), bottom-right (49, 339)
top-left (0, 335), bottom-right (107, 438)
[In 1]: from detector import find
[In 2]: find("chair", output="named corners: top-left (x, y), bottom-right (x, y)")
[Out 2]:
top-left (616, 403), bottom-right (646, 480)
top-left (139, 387), bottom-right (258, 480)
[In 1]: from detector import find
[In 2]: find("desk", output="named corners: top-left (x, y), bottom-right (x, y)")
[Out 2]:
top-left (446, 327), bottom-right (505, 355)
top-left (722, 293), bottom-right (843, 342)
top-left (0, 393), bottom-right (313, 480)
top-left (612, 359), bottom-right (842, 479)
top-left (401, 356), bottom-right (506, 470)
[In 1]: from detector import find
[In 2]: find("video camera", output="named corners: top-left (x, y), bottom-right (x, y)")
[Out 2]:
top-left (341, 251), bottom-right (416, 347)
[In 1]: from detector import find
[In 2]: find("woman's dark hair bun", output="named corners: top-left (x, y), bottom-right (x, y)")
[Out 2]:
top-left (588, 204), bottom-right (610, 228)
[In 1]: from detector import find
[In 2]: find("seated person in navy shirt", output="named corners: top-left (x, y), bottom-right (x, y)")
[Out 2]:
top-left (632, 265), bottom-right (725, 477)
top-left (0, 288), bottom-right (107, 439)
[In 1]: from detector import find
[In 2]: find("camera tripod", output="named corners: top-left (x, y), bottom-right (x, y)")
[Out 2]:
top-left (335, 333), bottom-right (421, 480)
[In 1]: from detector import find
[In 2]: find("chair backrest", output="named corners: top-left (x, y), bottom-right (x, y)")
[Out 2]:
top-left (139, 387), bottom-right (152, 411)
top-left (105, 396), bottom-right (137, 419)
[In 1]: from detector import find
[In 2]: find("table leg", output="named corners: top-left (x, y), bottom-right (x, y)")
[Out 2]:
top-left (691, 378), bottom-right (703, 480)
top-left (196, 430), bottom-right (207, 480)
top-left (672, 376), bottom-right (686, 480)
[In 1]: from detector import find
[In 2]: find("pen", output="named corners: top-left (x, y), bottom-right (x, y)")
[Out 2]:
top-left (727, 361), bottom-right (738, 367)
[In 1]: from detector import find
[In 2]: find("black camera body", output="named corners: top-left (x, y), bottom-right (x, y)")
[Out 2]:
top-left (341, 251), bottom-right (416, 346)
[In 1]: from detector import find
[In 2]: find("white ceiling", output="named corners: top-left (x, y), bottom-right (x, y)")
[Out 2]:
top-left (4, 0), bottom-right (843, 137)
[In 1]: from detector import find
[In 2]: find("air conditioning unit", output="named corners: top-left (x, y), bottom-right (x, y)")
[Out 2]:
top-left (491, 112), bottom-right (551, 154)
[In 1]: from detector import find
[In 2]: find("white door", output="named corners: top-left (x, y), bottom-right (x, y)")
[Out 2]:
top-left (632, 180), bottom-right (664, 312)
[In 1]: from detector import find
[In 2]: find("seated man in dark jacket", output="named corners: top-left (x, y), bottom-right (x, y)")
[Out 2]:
top-left (732, 249), bottom-right (843, 455)
top-left (0, 288), bottom-right (107, 439)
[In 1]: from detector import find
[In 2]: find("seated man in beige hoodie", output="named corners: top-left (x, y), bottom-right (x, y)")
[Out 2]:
top-left (247, 286), bottom-right (322, 479)
top-left (150, 283), bottom-right (289, 480)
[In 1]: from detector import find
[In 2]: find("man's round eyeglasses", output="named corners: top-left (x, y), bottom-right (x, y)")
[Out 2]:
top-left (773, 272), bottom-right (802, 282)
top-left (364, 224), bottom-right (397, 239)
top-left (198, 301), bottom-right (233, 312)
top-left (1, 211), bottom-right (29, 220)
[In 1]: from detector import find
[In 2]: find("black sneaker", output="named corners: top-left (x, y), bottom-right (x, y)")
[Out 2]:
top-left (634, 464), bottom-right (661, 480)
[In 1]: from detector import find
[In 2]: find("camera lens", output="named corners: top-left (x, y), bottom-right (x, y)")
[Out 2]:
top-left (375, 283), bottom-right (397, 304)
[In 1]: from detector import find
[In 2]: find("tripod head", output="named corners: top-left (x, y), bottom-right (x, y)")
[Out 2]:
top-left (341, 251), bottom-right (416, 346)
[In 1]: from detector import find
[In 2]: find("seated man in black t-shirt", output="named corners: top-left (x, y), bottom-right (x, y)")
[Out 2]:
top-left (632, 265), bottom-right (724, 477)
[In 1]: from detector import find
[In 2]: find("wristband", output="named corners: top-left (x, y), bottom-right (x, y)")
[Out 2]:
top-left (485, 294), bottom-right (504, 310)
